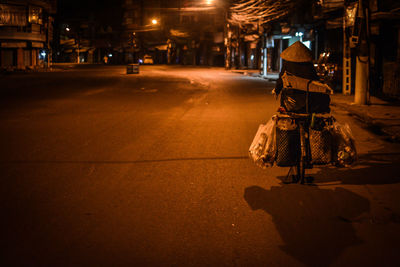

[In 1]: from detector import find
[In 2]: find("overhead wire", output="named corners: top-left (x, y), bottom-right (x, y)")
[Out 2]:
top-left (229, 0), bottom-right (293, 25)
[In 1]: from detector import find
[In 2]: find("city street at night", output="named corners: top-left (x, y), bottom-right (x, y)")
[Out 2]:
top-left (1, 65), bottom-right (400, 266)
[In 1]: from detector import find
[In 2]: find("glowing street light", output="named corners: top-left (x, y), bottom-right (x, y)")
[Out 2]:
top-left (206, 0), bottom-right (213, 5)
top-left (151, 19), bottom-right (158, 25)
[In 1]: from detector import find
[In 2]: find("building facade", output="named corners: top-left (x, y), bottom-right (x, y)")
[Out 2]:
top-left (0, 0), bottom-right (56, 70)
top-left (226, 0), bottom-right (400, 99)
top-left (55, 0), bottom-right (124, 65)
top-left (313, 0), bottom-right (400, 97)
top-left (122, 0), bottom-right (226, 65)
top-left (226, 0), bottom-right (316, 73)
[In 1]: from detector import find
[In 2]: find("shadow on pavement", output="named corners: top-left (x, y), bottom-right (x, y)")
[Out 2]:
top-left (244, 185), bottom-right (370, 266)
top-left (312, 151), bottom-right (400, 185)
top-left (276, 147), bottom-right (400, 185)
top-left (0, 156), bottom-right (249, 165)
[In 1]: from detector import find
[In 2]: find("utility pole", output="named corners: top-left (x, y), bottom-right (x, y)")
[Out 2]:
top-left (225, 23), bottom-right (232, 69)
top-left (262, 34), bottom-right (268, 78)
top-left (354, 0), bottom-right (369, 104)
top-left (131, 32), bottom-right (136, 63)
top-left (77, 43), bottom-right (80, 64)
top-left (76, 30), bottom-right (80, 64)
top-left (258, 19), bottom-right (267, 77)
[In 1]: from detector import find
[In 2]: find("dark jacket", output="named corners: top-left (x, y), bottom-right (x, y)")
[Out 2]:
top-left (275, 60), bottom-right (319, 95)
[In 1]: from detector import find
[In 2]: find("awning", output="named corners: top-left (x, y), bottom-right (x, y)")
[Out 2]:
top-left (31, 42), bottom-right (44, 48)
top-left (244, 34), bottom-right (259, 42)
top-left (326, 17), bottom-right (342, 29)
top-left (1, 42), bottom-right (26, 48)
top-left (170, 29), bottom-right (189, 38)
top-left (60, 39), bottom-right (75, 45)
top-left (154, 44), bottom-right (168, 50)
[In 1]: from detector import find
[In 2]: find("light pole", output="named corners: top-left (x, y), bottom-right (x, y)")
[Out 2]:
top-left (65, 25), bottom-right (80, 64)
top-left (130, 18), bottom-right (159, 63)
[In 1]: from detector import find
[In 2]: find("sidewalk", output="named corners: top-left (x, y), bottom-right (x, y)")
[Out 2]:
top-left (230, 69), bottom-right (400, 142)
top-left (230, 69), bottom-right (279, 81)
top-left (331, 94), bottom-right (400, 142)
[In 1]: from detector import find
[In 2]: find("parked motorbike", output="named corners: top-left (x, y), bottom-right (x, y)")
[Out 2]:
top-left (314, 52), bottom-right (340, 91)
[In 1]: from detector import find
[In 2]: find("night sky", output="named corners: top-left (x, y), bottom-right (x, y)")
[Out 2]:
top-left (58, 0), bottom-right (123, 26)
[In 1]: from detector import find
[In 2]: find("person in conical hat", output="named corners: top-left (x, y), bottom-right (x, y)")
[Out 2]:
top-left (274, 41), bottom-right (330, 113)
top-left (274, 41), bottom-right (317, 96)
top-left (280, 40), bottom-right (313, 63)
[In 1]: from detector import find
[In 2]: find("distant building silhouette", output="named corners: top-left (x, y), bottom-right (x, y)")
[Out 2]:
top-left (0, 0), bottom-right (57, 70)
top-left (122, 0), bottom-right (225, 65)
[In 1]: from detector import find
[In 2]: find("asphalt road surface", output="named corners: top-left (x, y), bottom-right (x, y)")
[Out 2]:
top-left (1, 65), bottom-right (400, 266)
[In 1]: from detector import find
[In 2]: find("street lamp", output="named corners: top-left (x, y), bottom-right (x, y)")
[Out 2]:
top-left (64, 25), bottom-right (80, 63)
top-left (151, 19), bottom-right (158, 25)
top-left (206, 0), bottom-right (213, 5)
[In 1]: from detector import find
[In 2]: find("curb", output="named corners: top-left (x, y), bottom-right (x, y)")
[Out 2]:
top-left (331, 102), bottom-right (400, 142)
top-left (230, 70), bottom-right (278, 81)
top-left (229, 68), bottom-right (400, 142)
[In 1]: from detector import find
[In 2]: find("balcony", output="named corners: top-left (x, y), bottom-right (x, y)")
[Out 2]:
top-left (0, 31), bottom-right (46, 42)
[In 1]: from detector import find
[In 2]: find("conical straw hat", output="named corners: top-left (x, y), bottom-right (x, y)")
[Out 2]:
top-left (280, 41), bottom-right (313, 62)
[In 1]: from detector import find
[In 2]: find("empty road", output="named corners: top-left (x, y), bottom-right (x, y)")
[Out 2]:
top-left (1, 65), bottom-right (400, 266)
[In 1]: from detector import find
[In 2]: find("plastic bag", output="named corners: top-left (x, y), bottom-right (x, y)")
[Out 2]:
top-left (249, 116), bottom-right (277, 168)
top-left (330, 121), bottom-right (357, 167)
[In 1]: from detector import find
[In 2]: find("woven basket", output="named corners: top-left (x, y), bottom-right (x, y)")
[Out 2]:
top-left (275, 128), bottom-right (300, 167)
top-left (310, 128), bottom-right (332, 165)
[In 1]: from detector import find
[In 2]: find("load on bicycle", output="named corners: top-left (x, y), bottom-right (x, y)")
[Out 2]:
top-left (249, 41), bottom-right (357, 184)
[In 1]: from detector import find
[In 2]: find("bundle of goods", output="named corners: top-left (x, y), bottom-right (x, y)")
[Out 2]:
top-left (249, 114), bottom-right (357, 168)
top-left (280, 72), bottom-right (332, 114)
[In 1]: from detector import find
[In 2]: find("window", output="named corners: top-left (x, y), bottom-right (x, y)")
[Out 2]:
top-left (0, 4), bottom-right (27, 26)
top-left (29, 6), bottom-right (42, 24)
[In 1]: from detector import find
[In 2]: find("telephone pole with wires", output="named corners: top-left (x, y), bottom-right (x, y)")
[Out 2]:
top-left (354, 0), bottom-right (370, 104)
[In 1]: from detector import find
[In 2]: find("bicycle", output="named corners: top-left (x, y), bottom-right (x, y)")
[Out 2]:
top-left (275, 112), bottom-right (335, 184)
